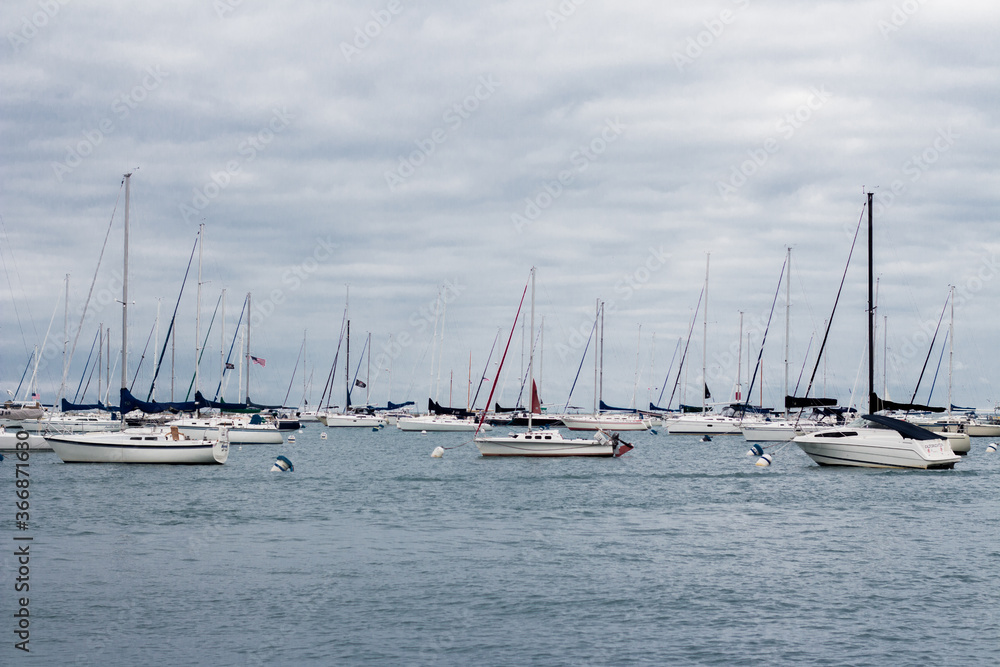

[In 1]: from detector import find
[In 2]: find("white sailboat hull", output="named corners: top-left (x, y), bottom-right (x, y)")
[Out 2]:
top-left (46, 428), bottom-right (228, 464)
top-left (793, 427), bottom-right (960, 469)
top-left (319, 414), bottom-right (386, 428)
top-left (666, 415), bottom-right (744, 435)
top-left (0, 429), bottom-right (50, 451)
top-left (397, 416), bottom-right (489, 432)
top-left (475, 429), bottom-right (616, 457)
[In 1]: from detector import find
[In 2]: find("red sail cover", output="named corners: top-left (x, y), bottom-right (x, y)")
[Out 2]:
top-left (531, 380), bottom-right (541, 414)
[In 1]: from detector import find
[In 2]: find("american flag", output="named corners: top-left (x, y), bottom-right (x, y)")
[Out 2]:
top-left (250, 356), bottom-right (266, 367)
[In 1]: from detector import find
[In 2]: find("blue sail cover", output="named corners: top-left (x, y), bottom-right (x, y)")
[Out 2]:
top-left (61, 398), bottom-right (118, 412)
top-left (372, 400), bottom-right (415, 411)
top-left (599, 400), bottom-right (637, 413)
top-left (428, 398), bottom-right (475, 419)
top-left (194, 391), bottom-right (260, 413)
top-left (870, 392), bottom-right (945, 413)
top-left (648, 402), bottom-right (677, 413)
top-left (120, 388), bottom-right (199, 414)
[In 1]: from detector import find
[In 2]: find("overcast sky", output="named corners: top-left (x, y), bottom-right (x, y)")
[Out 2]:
top-left (3, 0), bottom-right (999, 412)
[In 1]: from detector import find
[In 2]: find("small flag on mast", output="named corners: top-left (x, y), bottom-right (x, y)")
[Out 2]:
top-left (251, 356), bottom-right (266, 367)
top-left (355, 379), bottom-right (367, 388)
top-left (225, 362), bottom-right (235, 370)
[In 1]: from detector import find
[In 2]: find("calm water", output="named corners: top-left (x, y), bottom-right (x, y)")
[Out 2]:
top-left (4, 425), bottom-right (1000, 665)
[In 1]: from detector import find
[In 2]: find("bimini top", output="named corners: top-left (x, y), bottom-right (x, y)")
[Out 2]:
top-left (862, 414), bottom-right (946, 441)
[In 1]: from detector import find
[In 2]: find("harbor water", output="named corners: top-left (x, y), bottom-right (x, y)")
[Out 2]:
top-left (4, 426), bottom-right (1000, 665)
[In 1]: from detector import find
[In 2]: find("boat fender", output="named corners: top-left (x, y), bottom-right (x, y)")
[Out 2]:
top-left (701, 435), bottom-right (712, 442)
top-left (747, 444), bottom-right (764, 457)
top-left (431, 446), bottom-right (445, 458)
top-left (288, 435), bottom-right (295, 442)
top-left (372, 426), bottom-right (379, 432)
top-left (986, 443), bottom-right (997, 454)
top-left (270, 455), bottom-right (293, 472)
top-left (755, 453), bottom-right (773, 467)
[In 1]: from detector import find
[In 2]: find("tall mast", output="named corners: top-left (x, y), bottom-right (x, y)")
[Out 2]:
top-left (97, 323), bottom-right (102, 406)
top-left (737, 311), bottom-right (743, 402)
top-left (631, 324), bottom-right (642, 408)
top-left (599, 301), bottom-right (604, 409)
top-left (528, 267), bottom-right (535, 430)
top-left (436, 297), bottom-right (447, 403)
top-left (594, 298), bottom-right (599, 414)
top-left (195, 223), bottom-right (203, 399)
top-left (62, 273), bottom-right (69, 403)
top-left (867, 191), bottom-right (875, 414)
top-left (220, 289), bottom-right (226, 395)
top-left (121, 173), bottom-right (131, 402)
top-left (345, 284), bottom-right (350, 412)
top-left (366, 331), bottom-right (371, 406)
top-left (345, 319), bottom-right (351, 412)
top-left (948, 284), bottom-right (954, 416)
top-left (784, 246), bottom-right (791, 415)
top-left (702, 253), bottom-right (709, 413)
top-left (245, 292), bottom-right (251, 402)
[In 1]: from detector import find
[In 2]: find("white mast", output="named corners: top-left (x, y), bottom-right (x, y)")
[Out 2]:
top-left (436, 297), bottom-right (447, 403)
top-left (61, 273), bottom-right (69, 404)
top-left (736, 311), bottom-right (743, 402)
top-left (245, 292), bottom-right (251, 402)
top-left (528, 267), bottom-right (535, 430)
top-left (784, 246), bottom-right (790, 415)
top-left (702, 253), bottom-right (709, 413)
top-left (594, 298), bottom-right (599, 414)
top-left (631, 324), bottom-right (642, 409)
top-left (948, 284), bottom-right (954, 416)
top-left (220, 289), bottom-right (226, 397)
top-left (195, 223), bottom-right (203, 400)
top-left (153, 298), bottom-right (160, 401)
top-left (121, 172), bottom-right (131, 419)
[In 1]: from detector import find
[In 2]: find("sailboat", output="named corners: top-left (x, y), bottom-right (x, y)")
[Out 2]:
top-left (46, 173), bottom-right (229, 465)
top-left (556, 300), bottom-right (651, 432)
top-left (791, 194), bottom-right (960, 469)
top-left (475, 268), bottom-right (634, 457)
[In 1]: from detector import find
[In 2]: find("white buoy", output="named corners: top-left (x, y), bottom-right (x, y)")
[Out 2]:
top-left (421, 430), bottom-right (428, 435)
top-left (747, 444), bottom-right (764, 457)
top-left (270, 455), bottom-right (293, 472)
top-left (431, 446), bottom-right (445, 458)
top-left (986, 442), bottom-right (997, 453)
top-left (755, 453), bottom-right (773, 467)
top-left (320, 432), bottom-right (327, 440)
top-left (288, 435), bottom-right (295, 442)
